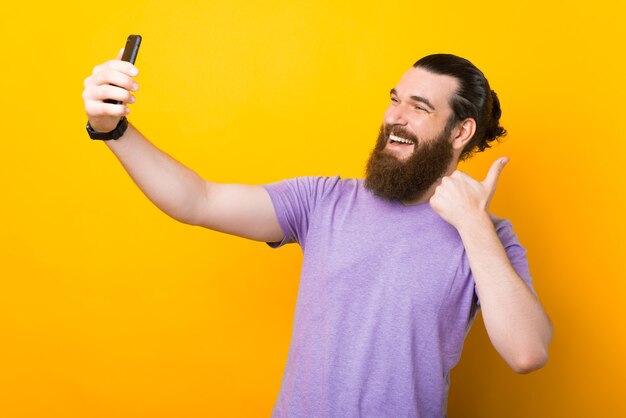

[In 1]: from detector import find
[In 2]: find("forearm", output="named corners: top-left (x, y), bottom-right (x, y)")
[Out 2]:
top-left (458, 213), bottom-right (553, 373)
top-left (104, 122), bottom-right (207, 224)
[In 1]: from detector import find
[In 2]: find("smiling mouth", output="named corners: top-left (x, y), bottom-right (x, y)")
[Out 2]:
top-left (389, 134), bottom-right (416, 145)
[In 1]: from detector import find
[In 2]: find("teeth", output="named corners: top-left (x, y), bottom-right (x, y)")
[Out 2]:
top-left (389, 134), bottom-right (414, 144)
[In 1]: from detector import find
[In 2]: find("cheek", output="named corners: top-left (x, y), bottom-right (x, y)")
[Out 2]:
top-left (407, 118), bottom-right (431, 133)
top-left (410, 118), bottom-right (448, 142)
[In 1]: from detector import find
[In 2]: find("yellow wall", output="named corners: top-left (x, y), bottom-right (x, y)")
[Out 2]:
top-left (1, 0), bottom-right (624, 416)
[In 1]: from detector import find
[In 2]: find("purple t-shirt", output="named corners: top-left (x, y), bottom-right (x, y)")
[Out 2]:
top-left (263, 176), bottom-right (535, 418)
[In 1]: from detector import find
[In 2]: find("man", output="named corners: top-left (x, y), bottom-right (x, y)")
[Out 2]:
top-left (83, 52), bottom-right (552, 417)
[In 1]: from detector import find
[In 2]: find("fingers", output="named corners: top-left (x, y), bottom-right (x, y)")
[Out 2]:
top-left (82, 53), bottom-right (140, 126)
top-left (85, 68), bottom-right (139, 92)
top-left (83, 55), bottom-right (140, 106)
top-left (84, 100), bottom-right (130, 118)
top-left (92, 58), bottom-right (139, 78)
top-left (482, 157), bottom-right (509, 194)
top-left (92, 61), bottom-right (139, 79)
top-left (83, 84), bottom-right (136, 104)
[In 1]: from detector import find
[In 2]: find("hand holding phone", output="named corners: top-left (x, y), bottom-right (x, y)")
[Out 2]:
top-left (82, 34), bottom-right (143, 133)
top-left (104, 35), bottom-right (142, 105)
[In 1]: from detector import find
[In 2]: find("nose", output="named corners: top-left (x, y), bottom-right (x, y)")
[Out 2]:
top-left (384, 103), bottom-right (408, 126)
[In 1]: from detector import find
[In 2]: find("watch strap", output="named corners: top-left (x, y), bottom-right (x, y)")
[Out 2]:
top-left (86, 117), bottom-right (129, 140)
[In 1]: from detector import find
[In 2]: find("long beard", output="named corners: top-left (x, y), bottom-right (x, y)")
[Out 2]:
top-left (364, 124), bottom-right (454, 202)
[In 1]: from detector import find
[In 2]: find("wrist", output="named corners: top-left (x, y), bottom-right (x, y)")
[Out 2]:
top-left (87, 117), bottom-right (128, 140)
top-left (87, 116), bottom-right (120, 133)
top-left (457, 210), bottom-right (493, 237)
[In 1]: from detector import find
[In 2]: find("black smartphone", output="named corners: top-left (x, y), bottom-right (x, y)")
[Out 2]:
top-left (105, 34), bottom-right (142, 105)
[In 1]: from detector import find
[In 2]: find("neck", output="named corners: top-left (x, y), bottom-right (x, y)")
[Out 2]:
top-left (400, 162), bottom-right (458, 206)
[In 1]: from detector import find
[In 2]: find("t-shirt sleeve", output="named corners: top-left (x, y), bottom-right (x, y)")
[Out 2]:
top-left (475, 216), bottom-right (537, 307)
top-left (262, 176), bottom-right (340, 249)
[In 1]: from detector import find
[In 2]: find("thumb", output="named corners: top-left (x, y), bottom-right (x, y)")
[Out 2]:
top-left (115, 47), bottom-right (124, 60)
top-left (482, 156), bottom-right (509, 195)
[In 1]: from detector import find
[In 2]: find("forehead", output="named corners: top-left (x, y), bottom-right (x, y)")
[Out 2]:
top-left (394, 67), bottom-right (459, 112)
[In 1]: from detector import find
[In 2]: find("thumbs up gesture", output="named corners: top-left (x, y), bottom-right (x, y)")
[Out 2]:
top-left (429, 157), bottom-right (509, 230)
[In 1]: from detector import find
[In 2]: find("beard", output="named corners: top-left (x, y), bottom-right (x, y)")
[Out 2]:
top-left (364, 123), bottom-right (454, 203)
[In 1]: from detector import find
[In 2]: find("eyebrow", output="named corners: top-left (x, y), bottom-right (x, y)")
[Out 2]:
top-left (390, 88), bottom-right (436, 111)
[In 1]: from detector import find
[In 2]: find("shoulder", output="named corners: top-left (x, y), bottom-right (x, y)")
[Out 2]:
top-left (266, 175), bottom-right (351, 195)
top-left (488, 213), bottom-right (525, 248)
top-left (488, 212), bottom-right (512, 230)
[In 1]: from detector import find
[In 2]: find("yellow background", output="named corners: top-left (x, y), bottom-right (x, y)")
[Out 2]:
top-left (1, 0), bottom-right (624, 416)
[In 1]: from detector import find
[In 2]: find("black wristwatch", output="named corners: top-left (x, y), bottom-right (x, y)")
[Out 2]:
top-left (86, 117), bottom-right (129, 140)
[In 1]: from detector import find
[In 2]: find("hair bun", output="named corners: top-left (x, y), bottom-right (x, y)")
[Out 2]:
top-left (484, 90), bottom-right (507, 141)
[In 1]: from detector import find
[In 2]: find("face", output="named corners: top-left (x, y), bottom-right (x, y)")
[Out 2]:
top-left (364, 67), bottom-right (460, 202)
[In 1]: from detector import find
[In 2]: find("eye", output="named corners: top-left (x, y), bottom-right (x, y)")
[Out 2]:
top-left (390, 96), bottom-right (399, 103)
top-left (414, 105), bottom-right (429, 113)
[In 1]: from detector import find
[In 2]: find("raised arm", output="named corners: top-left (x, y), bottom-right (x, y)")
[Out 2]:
top-left (429, 158), bottom-right (552, 373)
top-left (82, 51), bottom-right (284, 243)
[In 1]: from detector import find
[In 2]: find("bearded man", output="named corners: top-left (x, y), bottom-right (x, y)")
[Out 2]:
top-left (83, 52), bottom-right (553, 418)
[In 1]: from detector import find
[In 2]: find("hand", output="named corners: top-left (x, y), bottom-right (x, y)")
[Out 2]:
top-left (82, 48), bottom-right (140, 132)
top-left (429, 157), bottom-right (509, 230)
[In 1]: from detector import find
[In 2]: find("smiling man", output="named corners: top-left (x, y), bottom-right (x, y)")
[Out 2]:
top-left (83, 53), bottom-right (552, 418)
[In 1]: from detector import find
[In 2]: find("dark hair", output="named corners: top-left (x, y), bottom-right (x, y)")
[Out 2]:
top-left (413, 54), bottom-right (507, 161)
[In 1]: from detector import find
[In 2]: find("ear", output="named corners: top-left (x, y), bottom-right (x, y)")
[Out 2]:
top-left (451, 118), bottom-right (476, 151)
